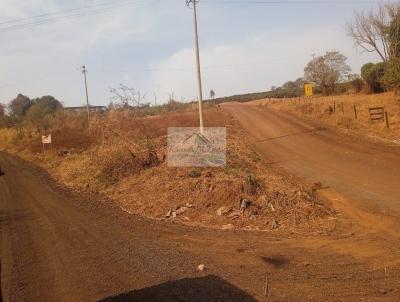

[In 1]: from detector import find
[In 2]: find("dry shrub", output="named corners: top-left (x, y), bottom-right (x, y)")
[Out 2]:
top-left (266, 92), bottom-right (400, 141)
top-left (2, 105), bottom-right (334, 232)
top-left (242, 173), bottom-right (263, 195)
top-left (24, 126), bottom-right (94, 153)
top-left (337, 117), bottom-right (354, 129)
top-left (93, 139), bottom-right (160, 184)
top-left (296, 103), bottom-right (315, 115)
top-left (0, 128), bottom-right (19, 148)
top-left (260, 189), bottom-right (331, 224)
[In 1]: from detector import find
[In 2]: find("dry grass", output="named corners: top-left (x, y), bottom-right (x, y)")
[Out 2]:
top-left (0, 106), bottom-right (335, 233)
top-left (254, 92), bottom-right (400, 144)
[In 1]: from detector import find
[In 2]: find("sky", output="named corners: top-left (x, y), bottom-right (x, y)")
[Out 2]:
top-left (0, 0), bottom-right (385, 106)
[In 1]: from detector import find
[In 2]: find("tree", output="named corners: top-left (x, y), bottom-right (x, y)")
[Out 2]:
top-left (0, 103), bottom-right (5, 116)
top-left (26, 96), bottom-right (62, 132)
top-left (210, 89), bottom-right (215, 99)
top-left (110, 84), bottom-right (148, 109)
top-left (0, 103), bottom-right (13, 128)
top-left (8, 94), bottom-right (32, 118)
top-left (347, 2), bottom-right (400, 62)
top-left (384, 11), bottom-right (400, 93)
top-left (361, 62), bottom-right (386, 93)
top-left (347, 74), bottom-right (364, 93)
top-left (383, 58), bottom-right (400, 93)
top-left (294, 77), bottom-right (305, 88)
top-left (304, 51), bottom-right (351, 95)
top-left (27, 96), bottom-right (62, 119)
top-left (387, 9), bottom-right (400, 58)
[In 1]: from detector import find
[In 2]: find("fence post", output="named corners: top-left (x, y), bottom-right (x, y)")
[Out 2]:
top-left (333, 101), bottom-right (336, 113)
top-left (353, 105), bottom-right (357, 119)
top-left (341, 103), bottom-right (344, 114)
top-left (385, 111), bottom-right (390, 129)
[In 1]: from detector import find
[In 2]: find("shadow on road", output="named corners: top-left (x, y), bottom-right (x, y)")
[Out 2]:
top-left (0, 209), bottom-right (32, 226)
top-left (98, 275), bottom-right (257, 302)
top-left (261, 255), bottom-right (288, 268)
top-left (256, 127), bottom-right (327, 143)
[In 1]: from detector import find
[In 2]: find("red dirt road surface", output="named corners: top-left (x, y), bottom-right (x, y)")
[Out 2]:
top-left (1, 103), bottom-right (400, 301)
top-left (225, 103), bottom-right (400, 216)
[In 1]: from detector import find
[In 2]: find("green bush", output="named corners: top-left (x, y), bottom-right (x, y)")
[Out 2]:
top-left (189, 168), bottom-right (202, 178)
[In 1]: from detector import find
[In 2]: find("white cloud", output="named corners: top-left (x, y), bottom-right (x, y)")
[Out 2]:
top-left (0, 1), bottom-right (384, 106)
top-left (150, 26), bottom-right (380, 102)
top-left (0, 1), bottom-right (153, 105)
top-left (0, 0), bottom-right (54, 19)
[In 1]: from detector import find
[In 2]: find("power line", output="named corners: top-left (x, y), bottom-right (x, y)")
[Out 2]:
top-left (0, 0), bottom-right (134, 26)
top-left (0, 0), bottom-right (375, 33)
top-left (0, 70), bottom-right (75, 89)
top-left (0, 54), bottom-right (310, 89)
top-left (0, 0), bottom-right (151, 33)
top-left (201, 0), bottom-right (376, 4)
top-left (0, 1), bottom-right (142, 33)
top-left (90, 54), bottom-right (310, 73)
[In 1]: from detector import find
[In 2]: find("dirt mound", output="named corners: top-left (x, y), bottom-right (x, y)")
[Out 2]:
top-left (1, 106), bottom-right (335, 232)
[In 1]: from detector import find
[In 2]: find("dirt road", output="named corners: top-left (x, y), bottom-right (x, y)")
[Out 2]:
top-left (225, 103), bottom-right (400, 216)
top-left (1, 153), bottom-right (399, 301)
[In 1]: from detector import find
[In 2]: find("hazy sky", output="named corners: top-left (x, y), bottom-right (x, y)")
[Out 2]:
top-left (0, 0), bottom-right (384, 106)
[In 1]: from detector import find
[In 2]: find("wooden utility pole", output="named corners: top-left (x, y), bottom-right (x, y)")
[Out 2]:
top-left (81, 65), bottom-right (90, 127)
top-left (186, 0), bottom-right (204, 134)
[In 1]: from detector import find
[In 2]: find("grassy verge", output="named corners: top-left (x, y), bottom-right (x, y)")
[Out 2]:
top-left (254, 92), bottom-right (400, 144)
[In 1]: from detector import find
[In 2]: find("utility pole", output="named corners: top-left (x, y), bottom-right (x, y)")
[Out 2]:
top-left (186, 0), bottom-right (204, 134)
top-left (81, 65), bottom-right (90, 127)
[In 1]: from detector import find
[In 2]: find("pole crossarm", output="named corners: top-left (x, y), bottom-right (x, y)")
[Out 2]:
top-left (186, 0), bottom-right (198, 8)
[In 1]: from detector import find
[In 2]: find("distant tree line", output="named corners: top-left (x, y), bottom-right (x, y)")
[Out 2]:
top-left (0, 94), bottom-right (63, 131)
top-left (258, 2), bottom-right (400, 98)
top-left (1, 2), bottom-right (398, 124)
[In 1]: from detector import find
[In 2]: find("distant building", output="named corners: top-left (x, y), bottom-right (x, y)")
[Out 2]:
top-left (64, 106), bottom-right (107, 113)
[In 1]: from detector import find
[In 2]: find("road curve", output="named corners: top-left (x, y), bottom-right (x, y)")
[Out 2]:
top-left (1, 152), bottom-right (400, 301)
top-left (0, 152), bottom-right (260, 302)
top-left (225, 103), bottom-right (400, 215)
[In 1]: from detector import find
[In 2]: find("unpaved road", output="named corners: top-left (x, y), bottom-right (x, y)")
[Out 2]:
top-left (1, 153), bottom-right (400, 301)
top-left (225, 103), bottom-right (400, 216)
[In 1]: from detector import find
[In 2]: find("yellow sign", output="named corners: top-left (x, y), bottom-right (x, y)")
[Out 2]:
top-left (304, 84), bottom-right (313, 97)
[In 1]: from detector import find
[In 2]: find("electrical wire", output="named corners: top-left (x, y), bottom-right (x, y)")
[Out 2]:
top-left (0, 70), bottom-right (75, 89)
top-left (90, 54), bottom-right (310, 73)
top-left (201, 0), bottom-right (376, 4)
top-left (0, 0), bottom-right (375, 33)
top-left (0, 0), bottom-right (136, 26)
top-left (0, 54), bottom-right (311, 89)
top-left (0, 0), bottom-right (151, 33)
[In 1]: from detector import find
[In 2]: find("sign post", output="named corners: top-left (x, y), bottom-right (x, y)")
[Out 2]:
top-left (304, 84), bottom-right (313, 97)
top-left (42, 134), bottom-right (52, 152)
